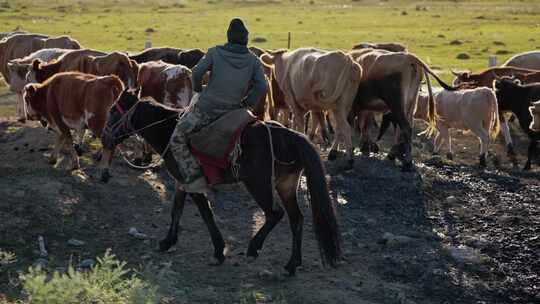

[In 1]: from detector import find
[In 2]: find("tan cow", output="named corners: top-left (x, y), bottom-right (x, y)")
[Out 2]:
top-left (529, 101), bottom-right (540, 132)
top-left (503, 51), bottom-right (540, 70)
top-left (0, 33), bottom-right (81, 119)
top-left (415, 88), bottom-right (500, 167)
top-left (352, 42), bottom-right (407, 53)
top-left (22, 72), bottom-right (124, 170)
top-left (7, 48), bottom-right (75, 120)
top-left (27, 50), bottom-right (138, 90)
top-left (261, 48), bottom-right (362, 167)
top-left (137, 61), bottom-right (193, 108)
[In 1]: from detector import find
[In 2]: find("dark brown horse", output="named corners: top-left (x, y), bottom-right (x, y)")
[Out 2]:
top-left (100, 90), bottom-right (342, 275)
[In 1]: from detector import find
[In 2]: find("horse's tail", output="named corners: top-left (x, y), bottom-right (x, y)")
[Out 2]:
top-left (288, 130), bottom-right (342, 267)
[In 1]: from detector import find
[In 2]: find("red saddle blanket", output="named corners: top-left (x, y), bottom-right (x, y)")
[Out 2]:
top-left (189, 109), bottom-right (257, 185)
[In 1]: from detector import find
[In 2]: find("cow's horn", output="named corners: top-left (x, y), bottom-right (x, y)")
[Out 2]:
top-left (450, 69), bottom-right (460, 77)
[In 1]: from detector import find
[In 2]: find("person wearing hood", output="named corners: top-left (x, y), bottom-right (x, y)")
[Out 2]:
top-left (170, 18), bottom-right (268, 198)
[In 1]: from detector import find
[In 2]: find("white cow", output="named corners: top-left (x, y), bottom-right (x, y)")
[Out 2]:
top-left (416, 87), bottom-right (500, 167)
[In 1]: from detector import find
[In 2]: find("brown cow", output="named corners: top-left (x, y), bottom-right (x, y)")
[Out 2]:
top-left (27, 50), bottom-right (138, 89)
top-left (22, 72), bottom-right (124, 170)
top-left (129, 47), bottom-right (183, 64)
top-left (349, 48), bottom-right (456, 170)
top-left (352, 42), bottom-right (407, 53)
top-left (451, 66), bottom-right (538, 88)
top-left (0, 34), bottom-right (81, 119)
top-left (137, 61), bottom-right (193, 108)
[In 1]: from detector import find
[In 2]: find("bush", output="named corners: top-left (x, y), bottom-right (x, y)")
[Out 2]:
top-left (20, 250), bottom-right (161, 304)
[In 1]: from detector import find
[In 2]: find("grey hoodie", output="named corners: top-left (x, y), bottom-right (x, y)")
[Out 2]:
top-left (191, 43), bottom-right (267, 113)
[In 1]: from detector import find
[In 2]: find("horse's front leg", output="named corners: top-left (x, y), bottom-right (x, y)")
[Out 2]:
top-left (191, 193), bottom-right (226, 265)
top-left (159, 185), bottom-right (187, 252)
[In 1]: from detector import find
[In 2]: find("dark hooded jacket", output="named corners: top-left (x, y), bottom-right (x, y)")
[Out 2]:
top-left (191, 19), bottom-right (267, 113)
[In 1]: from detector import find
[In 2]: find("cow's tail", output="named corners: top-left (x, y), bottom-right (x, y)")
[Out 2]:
top-left (421, 68), bottom-right (438, 138)
top-left (489, 91), bottom-right (501, 140)
top-left (410, 54), bottom-right (458, 91)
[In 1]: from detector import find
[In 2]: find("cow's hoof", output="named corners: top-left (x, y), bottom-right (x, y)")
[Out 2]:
top-left (371, 143), bottom-right (380, 154)
top-left (386, 153), bottom-right (396, 161)
top-left (48, 158), bottom-right (57, 165)
top-left (100, 169), bottom-right (112, 183)
top-left (446, 152), bottom-right (454, 161)
top-left (328, 149), bottom-right (338, 161)
top-left (506, 144), bottom-right (516, 157)
top-left (479, 155), bottom-right (487, 168)
top-left (17, 117), bottom-right (26, 124)
top-left (71, 165), bottom-right (80, 171)
top-left (401, 162), bottom-right (414, 172)
top-left (93, 152), bottom-right (102, 162)
top-left (284, 260), bottom-right (300, 276)
top-left (345, 159), bottom-right (354, 170)
top-left (523, 162), bottom-right (531, 171)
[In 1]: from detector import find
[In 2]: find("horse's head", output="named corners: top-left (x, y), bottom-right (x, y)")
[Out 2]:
top-left (100, 87), bottom-right (140, 182)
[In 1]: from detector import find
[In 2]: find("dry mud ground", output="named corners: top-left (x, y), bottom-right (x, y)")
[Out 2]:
top-left (0, 110), bottom-right (539, 303)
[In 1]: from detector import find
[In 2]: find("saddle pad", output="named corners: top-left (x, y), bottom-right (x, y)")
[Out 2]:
top-left (190, 109), bottom-right (256, 158)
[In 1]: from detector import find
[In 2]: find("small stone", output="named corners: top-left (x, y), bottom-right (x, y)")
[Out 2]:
top-left (128, 227), bottom-right (148, 239)
top-left (258, 269), bottom-right (274, 280)
top-left (67, 238), bottom-right (85, 246)
top-left (446, 245), bottom-right (487, 265)
top-left (79, 259), bottom-right (95, 269)
top-left (446, 196), bottom-right (458, 204)
top-left (381, 232), bottom-right (414, 246)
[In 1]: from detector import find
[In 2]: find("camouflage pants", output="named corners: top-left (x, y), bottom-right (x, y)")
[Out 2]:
top-left (170, 104), bottom-right (221, 192)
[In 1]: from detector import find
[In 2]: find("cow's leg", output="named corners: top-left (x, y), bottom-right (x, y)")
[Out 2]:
top-left (73, 129), bottom-right (86, 156)
top-left (523, 139), bottom-right (537, 171)
top-left (329, 107), bottom-right (353, 168)
top-left (49, 133), bottom-right (65, 166)
top-left (16, 93), bottom-right (26, 123)
top-left (445, 130), bottom-right (453, 161)
top-left (64, 132), bottom-right (80, 170)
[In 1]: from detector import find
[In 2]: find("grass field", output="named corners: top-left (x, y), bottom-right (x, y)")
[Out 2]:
top-left (1, 0), bottom-right (539, 84)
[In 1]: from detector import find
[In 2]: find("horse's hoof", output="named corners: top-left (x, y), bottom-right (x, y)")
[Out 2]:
top-left (208, 255), bottom-right (225, 266)
top-left (158, 239), bottom-right (173, 252)
top-left (328, 149), bottom-right (338, 161)
top-left (100, 170), bottom-right (112, 183)
top-left (73, 144), bottom-right (83, 156)
top-left (446, 152), bottom-right (454, 161)
top-left (401, 162), bottom-right (414, 172)
top-left (479, 155), bottom-right (487, 169)
top-left (345, 159), bottom-right (354, 170)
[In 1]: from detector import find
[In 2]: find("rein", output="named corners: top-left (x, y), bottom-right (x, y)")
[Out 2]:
top-left (105, 101), bottom-right (179, 170)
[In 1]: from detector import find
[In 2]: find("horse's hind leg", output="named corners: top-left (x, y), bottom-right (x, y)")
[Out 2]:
top-left (191, 193), bottom-right (226, 264)
top-left (243, 177), bottom-right (285, 260)
top-left (159, 186), bottom-right (187, 252)
top-left (276, 171), bottom-right (303, 276)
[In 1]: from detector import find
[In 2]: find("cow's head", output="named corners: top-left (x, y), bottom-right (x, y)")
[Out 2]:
top-left (25, 58), bottom-right (46, 84)
top-left (22, 83), bottom-right (44, 121)
top-left (163, 65), bottom-right (193, 107)
top-left (6, 60), bottom-right (31, 92)
top-left (92, 52), bottom-right (139, 90)
top-left (529, 101), bottom-right (540, 132)
top-left (177, 49), bottom-right (206, 69)
top-left (451, 69), bottom-right (471, 86)
top-left (493, 75), bottom-right (520, 92)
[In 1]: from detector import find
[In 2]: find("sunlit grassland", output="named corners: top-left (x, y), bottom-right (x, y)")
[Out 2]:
top-left (0, 0), bottom-right (539, 83)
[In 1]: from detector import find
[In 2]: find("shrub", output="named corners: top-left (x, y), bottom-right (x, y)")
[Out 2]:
top-left (20, 250), bottom-right (160, 304)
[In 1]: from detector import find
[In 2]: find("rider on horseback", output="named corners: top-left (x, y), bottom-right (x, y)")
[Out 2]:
top-left (170, 18), bottom-right (267, 198)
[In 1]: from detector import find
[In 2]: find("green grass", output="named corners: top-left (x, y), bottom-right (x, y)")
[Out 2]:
top-left (1, 0), bottom-right (539, 83)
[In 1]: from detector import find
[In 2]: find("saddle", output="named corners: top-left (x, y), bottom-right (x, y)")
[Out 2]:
top-left (190, 109), bottom-right (257, 185)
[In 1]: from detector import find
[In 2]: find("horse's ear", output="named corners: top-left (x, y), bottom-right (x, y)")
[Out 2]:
top-left (31, 58), bottom-right (42, 71)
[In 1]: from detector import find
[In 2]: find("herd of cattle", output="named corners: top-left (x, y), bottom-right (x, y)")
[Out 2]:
top-left (1, 32), bottom-right (540, 174)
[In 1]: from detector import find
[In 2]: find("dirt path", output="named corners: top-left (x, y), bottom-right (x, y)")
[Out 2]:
top-left (1, 118), bottom-right (539, 303)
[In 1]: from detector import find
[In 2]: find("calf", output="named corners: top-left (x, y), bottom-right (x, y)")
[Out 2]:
top-left (22, 72), bottom-right (124, 170)
top-left (27, 50), bottom-right (138, 89)
top-left (424, 88), bottom-right (500, 167)
top-left (137, 61), bottom-right (193, 108)
top-left (494, 77), bottom-right (540, 170)
top-left (451, 66), bottom-right (537, 88)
